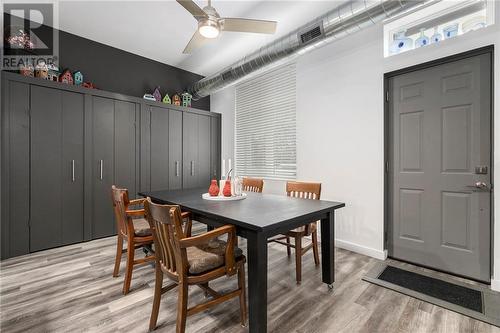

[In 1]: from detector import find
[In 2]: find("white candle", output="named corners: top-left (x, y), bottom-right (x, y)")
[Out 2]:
top-left (222, 159), bottom-right (226, 179)
top-left (228, 159), bottom-right (232, 175)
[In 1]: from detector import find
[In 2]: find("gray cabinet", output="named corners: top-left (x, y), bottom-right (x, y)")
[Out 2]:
top-left (91, 97), bottom-right (137, 239)
top-left (30, 86), bottom-right (84, 251)
top-left (169, 109), bottom-right (183, 190)
top-left (1, 80), bottom-right (30, 259)
top-left (1, 72), bottom-right (220, 258)
top-left (183, 113), bottom-right (211, 189)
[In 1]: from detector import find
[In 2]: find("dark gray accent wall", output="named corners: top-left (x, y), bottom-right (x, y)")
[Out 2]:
top-left (2, 13), bottom-right (210, 110)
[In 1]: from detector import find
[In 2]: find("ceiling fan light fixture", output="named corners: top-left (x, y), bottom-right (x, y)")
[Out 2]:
top-left (198, 19), bottom-right (220, 39)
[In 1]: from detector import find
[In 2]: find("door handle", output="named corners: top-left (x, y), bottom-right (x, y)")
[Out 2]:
top-left (191, 161), bottom-right (195, 176)
top-left (99, 160), bottom-right (103, 180)
top-left (175, 161), bottom-right (179, 177)
top-left (466, 182), bottom-right (491, 192)
top-left (71, 160), bottom-right (75, 182)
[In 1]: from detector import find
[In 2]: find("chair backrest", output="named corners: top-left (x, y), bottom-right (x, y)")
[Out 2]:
top-left (286, 181), bottom-right (321, 200)
top-left (242, 177), bottom-right (264, 193)
top-left (144, 197), bottom-right (186, 276)
top-left (111, 185), bottom-right (132, 237)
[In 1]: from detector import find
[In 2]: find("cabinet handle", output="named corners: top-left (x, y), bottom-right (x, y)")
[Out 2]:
top-left (191, 161), bottom-right (195, 176)
top-left (99, 160), bottom-right (103, 180)
top-left (72, 160), bottom-right (75, 182)
top-left (175, 161), bottom-right (179, 177)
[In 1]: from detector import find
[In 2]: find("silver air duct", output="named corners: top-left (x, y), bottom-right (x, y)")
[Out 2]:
top-left (188, 0), bottom-right (428, 99)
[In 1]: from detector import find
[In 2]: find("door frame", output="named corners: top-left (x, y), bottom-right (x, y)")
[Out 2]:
top-left (383, 45), bottom-right (495, 282)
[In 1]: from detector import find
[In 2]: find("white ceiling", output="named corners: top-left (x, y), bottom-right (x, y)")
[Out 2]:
top-left (56, 1), bottom-right (346, 76)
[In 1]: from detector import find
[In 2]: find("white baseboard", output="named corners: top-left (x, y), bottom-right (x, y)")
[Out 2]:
top-left (335, 239), bottom-right (387, 260)
top-left (491, 278), bottom-right (500, 292)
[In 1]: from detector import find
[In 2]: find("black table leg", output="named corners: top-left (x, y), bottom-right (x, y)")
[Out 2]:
top-left (247, 231), bottom-right (268, 333)
top-left (320, 210), bottom-right (335, 287)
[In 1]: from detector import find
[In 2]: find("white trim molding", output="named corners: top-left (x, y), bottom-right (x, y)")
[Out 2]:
top-left (335, 239), bottom-right (387, 261)
top-left (491, 278), bottom-right (500, 292)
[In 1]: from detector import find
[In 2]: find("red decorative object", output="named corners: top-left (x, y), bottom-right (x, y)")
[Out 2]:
top-left (83, 82), bottom-right (96, 89)
top-left (59, 69), bottom-right (74, 84)
top-left (208, 180), bottom-right (219, 196)
top-left (223, 180), bottom-right (232, 197)
top-left (172, 94), bottom-right (181, 106)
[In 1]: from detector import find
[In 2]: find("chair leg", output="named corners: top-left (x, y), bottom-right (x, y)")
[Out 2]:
top-left (176, 282), bottom-right (188, 333)
top-left (113, 235), bottom-right (123, 277)
top-left (123, 240), bottom-right (135, 295)
top-left (149, 264), bottom-right (164, 331)
top-left (238, 264), bottom-right (247, 327)
top-left (295, 235), bottom-right (302, 284)
top-left (312, 230), bottom-right (320, 267)
top-left (286, 236), bottom-right (291, 257)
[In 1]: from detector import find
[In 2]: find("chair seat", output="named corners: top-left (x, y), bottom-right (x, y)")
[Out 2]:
top-left (286, 221), bottom-right (317, 235)
top-left (133, 218), bottom-right (152, 237)
top-left (187, 239), bottom-right (243, 275)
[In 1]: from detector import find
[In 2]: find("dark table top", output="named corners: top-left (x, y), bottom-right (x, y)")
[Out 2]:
top-left (139, 188), bottom-right (345, 234)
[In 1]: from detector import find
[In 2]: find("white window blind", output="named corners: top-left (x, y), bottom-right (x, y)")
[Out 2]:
top-left (235, 64), bottom-right (297, 180)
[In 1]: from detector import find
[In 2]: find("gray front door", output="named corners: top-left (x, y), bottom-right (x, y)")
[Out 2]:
top-left (388, 52), bottom-right (492, 282)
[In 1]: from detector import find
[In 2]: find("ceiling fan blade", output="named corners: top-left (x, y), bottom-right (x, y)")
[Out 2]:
top-left (221, 18), bottom-right (277, 34)
top-left (183, 30), bottom-right (210, 54)
top-left (177, 0), bottom-right (207, 20)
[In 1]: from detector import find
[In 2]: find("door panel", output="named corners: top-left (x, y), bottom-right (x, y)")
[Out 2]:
top-left (197, 115), bottom-right (211, 188)
top-left (92, 97), bottom-right (114, 238)
top-left (30, 86), bottom-right (63, 251)
top-left (30, 86), bottom-right (84, 250)
top-left (150, 107), bottom-right (169, 191)
top-left (61, 91), bottom-right (84, 245)
top-left (389, 53), bottom-right (491, 282)
top-left (169, 109), bottom-right (183, 189)
top-left (114, 100), bottom-right (136, 196)
top-left (183, 112), bottom-right (198, 189)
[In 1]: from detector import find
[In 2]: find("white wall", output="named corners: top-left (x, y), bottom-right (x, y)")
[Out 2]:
top-left (211, 8), bottom-right (500, 290)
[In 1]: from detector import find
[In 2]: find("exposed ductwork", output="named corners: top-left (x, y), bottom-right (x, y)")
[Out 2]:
top-left (188, 0), bottom-right (429, 99)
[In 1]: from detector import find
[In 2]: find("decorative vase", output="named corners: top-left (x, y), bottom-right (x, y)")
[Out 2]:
top-left (389, 30), bottom-right (413, 55)
top-left (443, 23), bottom-right (459, 39)
top-left (431, 27), bottom-right (442, 44)
top-left (208, 180), bottom-right (219, 196)
top-left (415, 28), bottom-right (429, 48)
top-left (223, 179), bottom-right (232, 197)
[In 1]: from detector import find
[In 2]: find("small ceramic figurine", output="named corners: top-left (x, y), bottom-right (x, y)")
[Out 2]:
top-left (47, 64), bottom-right (60, 81)
top-left (162, 94), bottom-right (171, 104)
top-left (143, 93), bottom-right (156, 101)
top-left (19, 60), bottom-right (34, 77)
top-left (181, 92), bottom-right (192, 107)
top-left (415, 28), bottom-right (429, 48)
top-left (208, 180), bottom-right (219, 196)
top-left (153, 87), bottom-right (162, 102)
top-left (172, 94), bottom-right (181, 106)
top-left (59, 69), bottom-right (74, 84)
top-left (431, 27), bottom-right (442, 44)
top-left (73, 71), bottom-right (83, 85)
top-left (389, 30), bottom-right (413, 55)
top-left (35, 61), bottom-right (48, 79)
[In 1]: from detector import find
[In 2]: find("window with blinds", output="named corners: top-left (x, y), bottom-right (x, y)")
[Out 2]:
top-left (235, 64), bottom-right (297, 180)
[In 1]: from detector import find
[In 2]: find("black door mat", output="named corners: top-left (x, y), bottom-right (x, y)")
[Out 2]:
top-left (363, 263), bottom-right (500, 327)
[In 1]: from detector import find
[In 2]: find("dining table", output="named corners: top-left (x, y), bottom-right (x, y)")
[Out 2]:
top-left (139, 188), bottom-right (345, 333)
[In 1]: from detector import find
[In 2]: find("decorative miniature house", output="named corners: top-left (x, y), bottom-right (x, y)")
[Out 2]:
top-left (35, 61), bottom-right (48, 79)
top-left (153, 87), bottom-right (162, 102)
top-left (143, 93), bottom-right (156, 101)
top-left (19, 61), bottom-right (34, 77)
top-left (172, 94), bottom-right (181, 106)
top-left (162, 94), bottom-right (171, 104)
top-left (47, 64), bottom-right (60, 81)
top-left (83, 82), bottom-right (96, 89)
top-left (59, 69), bottom-right (74, 84)
top-left (73, 71), bottom-right (83, 85)
top-left (181, 92), bottom-right (192, 107)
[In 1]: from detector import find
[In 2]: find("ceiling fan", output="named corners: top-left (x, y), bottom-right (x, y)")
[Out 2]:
top-left (177, 0), bottom-right (277, 54)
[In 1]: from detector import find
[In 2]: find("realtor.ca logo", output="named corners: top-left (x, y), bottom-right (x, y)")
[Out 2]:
top-left (2, 2), bottom-right (59, 71)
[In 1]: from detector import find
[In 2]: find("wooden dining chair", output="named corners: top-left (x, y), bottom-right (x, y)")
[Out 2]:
top-left (111, 186), bottom-right (192, 294)
top-left (242, 177), bottom-right (264, 193)
top-left (269, 181), bottom-right (321, 284)
top-left (144, 198), bottom-right (247, 333)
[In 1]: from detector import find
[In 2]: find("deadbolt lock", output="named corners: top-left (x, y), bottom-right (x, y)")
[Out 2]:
top-left (475, 166), bottom-right (488, 175)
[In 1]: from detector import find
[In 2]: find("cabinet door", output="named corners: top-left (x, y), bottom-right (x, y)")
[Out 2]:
top-left (150, 106), bottom-right (169, 191)
top-left (169, 109), bottom-right (183, 190)
top-left (197, 115), bottom-right (211, 188)
top-left (30, 86), bottom-right (84, 251)
top-left (210, 116), bottom-right (221, 180)
top-left (114, 100), bottom-right (136, 195)
top-left (1, 80), bottom-right (30, 258)
top-left (92, 97), bottom-right (115, 238)
top-left (182, 112), bottom-right (198, 189)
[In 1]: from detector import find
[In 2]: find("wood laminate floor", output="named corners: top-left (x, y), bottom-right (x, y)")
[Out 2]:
top-left (1, 223), bottom-right (499, 333)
